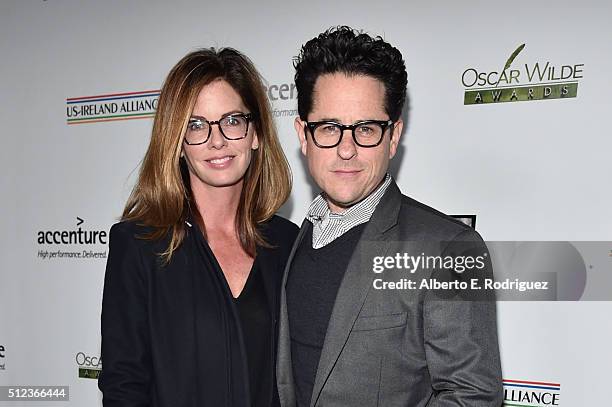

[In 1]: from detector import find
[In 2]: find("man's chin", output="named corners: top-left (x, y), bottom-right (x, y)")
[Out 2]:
top-left (324, 193), bottom-right (361, 212)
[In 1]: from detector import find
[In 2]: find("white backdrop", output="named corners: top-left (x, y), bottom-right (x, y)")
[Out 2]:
top-left (1, 1), bottom-right (611, 405)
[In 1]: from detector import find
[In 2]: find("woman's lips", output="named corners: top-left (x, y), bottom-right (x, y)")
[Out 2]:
top-left (205, 155), bottom-right (234, 168)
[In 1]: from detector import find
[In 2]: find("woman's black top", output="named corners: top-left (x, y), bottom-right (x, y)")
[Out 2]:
top-left (234, 258), bottom-right (272, 406)
top-left (99, 215), bottom-right (299, 407)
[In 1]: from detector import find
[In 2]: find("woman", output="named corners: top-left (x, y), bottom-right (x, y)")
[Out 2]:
top-left (98, 48), bottom-right (298, 407)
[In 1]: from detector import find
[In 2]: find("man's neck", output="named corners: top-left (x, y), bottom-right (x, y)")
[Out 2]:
top-left (324, 175), bottom-right (388, 214)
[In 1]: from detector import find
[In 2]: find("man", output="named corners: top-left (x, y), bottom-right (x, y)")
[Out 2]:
top-left (277, 26), bottom-right (503, 406)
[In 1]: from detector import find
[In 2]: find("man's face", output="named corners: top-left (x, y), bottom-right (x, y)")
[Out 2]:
top-left (295, 73), bottom-right (402, 213)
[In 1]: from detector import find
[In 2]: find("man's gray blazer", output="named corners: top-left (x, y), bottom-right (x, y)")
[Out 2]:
top-left (277, 181), bottom-right (503, 406)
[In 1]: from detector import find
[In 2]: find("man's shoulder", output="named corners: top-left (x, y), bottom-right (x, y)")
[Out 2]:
top-left (394, 193), bottom-right (477, 240)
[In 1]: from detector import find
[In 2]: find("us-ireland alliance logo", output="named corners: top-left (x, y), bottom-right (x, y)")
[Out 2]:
top-left (503, 379), bottom-right (561, 406)
top-left (66, 90), bottom-right (159, 124)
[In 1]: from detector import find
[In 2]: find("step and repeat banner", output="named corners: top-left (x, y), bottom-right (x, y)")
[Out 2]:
top-left (1, 1), bottom-right (611, 405)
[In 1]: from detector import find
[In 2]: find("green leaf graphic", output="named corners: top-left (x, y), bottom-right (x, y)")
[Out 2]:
top-left (503, 43), bottom-right (526, 71)
top-left (496, 43), bottom-right (526, 87)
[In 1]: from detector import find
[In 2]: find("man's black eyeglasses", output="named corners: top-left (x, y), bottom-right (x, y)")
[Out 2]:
top-left (305, 119), bottom-right (394, 148)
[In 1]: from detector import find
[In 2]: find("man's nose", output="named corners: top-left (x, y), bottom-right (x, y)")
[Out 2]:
top-left (336, 129), bottom-right (357, 160)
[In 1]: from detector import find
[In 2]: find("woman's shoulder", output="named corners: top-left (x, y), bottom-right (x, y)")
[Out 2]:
top-left (264, 215), bottom-right (299, 234)
top-left (260, 215), bottom-right (299, 244)
top-left (108, 219), bottom-right (170, 253)
top-left (106, 220), bottom-right (181, 273)
top-left (110, 219), bottom-right (155, 240)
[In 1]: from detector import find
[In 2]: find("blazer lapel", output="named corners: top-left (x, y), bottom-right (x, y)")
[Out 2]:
top-left (309, 182), bottom-right (402, 407)
top-left (277, 218), bottom-right (310, 407)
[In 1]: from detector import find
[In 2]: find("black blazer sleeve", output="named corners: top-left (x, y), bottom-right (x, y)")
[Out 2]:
top-left (99, 223), bottom-right (153, 407)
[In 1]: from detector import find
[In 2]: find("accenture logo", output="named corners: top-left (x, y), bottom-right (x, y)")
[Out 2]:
top-left (37, 217), bottom-right (107, 245)
top-left (36, 217), bottom-right (108, 260)
top-left (266, 82), bottom-right (298, 119)
top-left (265, 82), bottom-right (297, 101)
top-left (66, 89), bottom-right (159, 125)
top-left (503, 379), bottom-right (561, 406)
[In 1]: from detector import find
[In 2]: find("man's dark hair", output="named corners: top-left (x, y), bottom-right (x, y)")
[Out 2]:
top-left (294, 26), bottom-right (408, 121)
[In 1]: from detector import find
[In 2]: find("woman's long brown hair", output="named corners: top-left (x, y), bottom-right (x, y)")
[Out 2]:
top-left (122, 48), bottom-right (291, 262)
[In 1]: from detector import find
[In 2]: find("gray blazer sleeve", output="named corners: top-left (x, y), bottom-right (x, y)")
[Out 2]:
top-left (423, 229), bottom-right (503, 406)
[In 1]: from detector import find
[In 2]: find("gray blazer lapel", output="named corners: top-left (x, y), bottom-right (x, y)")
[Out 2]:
top-left (277, 218), bottom-right (310, 407)
top-left (309, 182), bottom-right (402, 407)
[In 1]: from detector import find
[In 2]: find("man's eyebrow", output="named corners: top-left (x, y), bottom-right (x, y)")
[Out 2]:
top-left (313, 117), bottom-right (342, 122)
top-left (311, 118), bottom-right (380, 125)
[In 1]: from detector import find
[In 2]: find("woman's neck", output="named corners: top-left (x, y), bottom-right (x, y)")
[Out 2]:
top-left (190, 177), bottom-right (243, 234)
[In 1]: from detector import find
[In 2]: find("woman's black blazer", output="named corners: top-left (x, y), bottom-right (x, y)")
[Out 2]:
top-left (98, 215), bottom-right (299, 407)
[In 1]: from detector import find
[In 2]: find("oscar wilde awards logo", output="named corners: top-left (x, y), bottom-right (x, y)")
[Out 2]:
top-left (503, 379), bottom-right (561, 406)
top-left (75, 352), bottom-right (101, 379)
top-left (0, 344), bottom-right (6, 371)
top-left (66, 89), bottom-right (160, 125)
top-left (37, 217), bottom-right (108, 260)
top-left (462, 44), bottom-right (584, 105)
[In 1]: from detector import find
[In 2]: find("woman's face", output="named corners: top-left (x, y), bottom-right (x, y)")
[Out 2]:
top-left (182, 79), bottom-right (259, 191)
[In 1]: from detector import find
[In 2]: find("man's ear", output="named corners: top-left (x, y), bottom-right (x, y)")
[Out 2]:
top-left (295, 117), bottom-right (308, 156)
top-left (389, 119), bottom-right (403, 159)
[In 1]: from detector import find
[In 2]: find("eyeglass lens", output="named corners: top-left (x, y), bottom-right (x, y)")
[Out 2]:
top-left (185, 114), bottom-right (249, 144)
